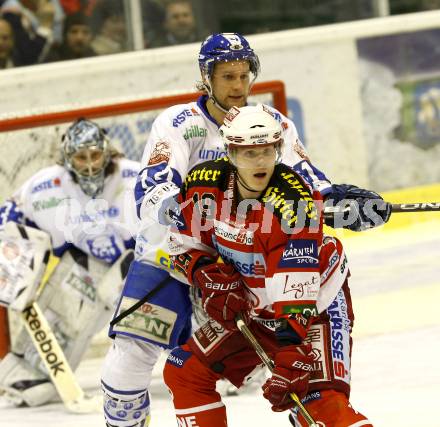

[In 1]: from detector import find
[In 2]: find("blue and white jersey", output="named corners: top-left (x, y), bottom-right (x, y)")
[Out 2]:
top-left (0, 158), bottom-right (140, 264)
top-left (134, 95), bottom-right (332, 271)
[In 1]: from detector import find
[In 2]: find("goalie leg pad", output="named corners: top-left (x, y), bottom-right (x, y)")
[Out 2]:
top-left (0, 353), bottom-right (57, 407)
top-left (18, 247), bottom-right (118, 372)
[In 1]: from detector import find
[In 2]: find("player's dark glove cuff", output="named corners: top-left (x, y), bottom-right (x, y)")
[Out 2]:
top-left (325, 184), bottom-right (391, 231)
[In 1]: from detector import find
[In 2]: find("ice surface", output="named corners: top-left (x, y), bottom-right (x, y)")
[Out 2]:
top-left (2, 222), bottom-right (440, 426)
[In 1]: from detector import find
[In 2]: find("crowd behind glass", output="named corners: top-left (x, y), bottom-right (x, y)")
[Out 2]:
top-left (0, 0), bottom-right (439, 70)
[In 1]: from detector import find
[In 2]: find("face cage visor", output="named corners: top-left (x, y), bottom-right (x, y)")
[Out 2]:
top-left (67, 148), bottom-right (108, 197)
top-left (70, 147), bottom-right (106, 176)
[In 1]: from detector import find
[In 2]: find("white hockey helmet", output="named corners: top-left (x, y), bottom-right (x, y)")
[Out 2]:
top-left (219, 104), bottom-right (283, 167)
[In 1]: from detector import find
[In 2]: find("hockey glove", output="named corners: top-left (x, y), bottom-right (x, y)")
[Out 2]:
top-left (262, 345), bottom-right (313, 412)
top-left (193, 263), bottom-right (251, 331)
top-left (325, 184), bottom-right (392, 231)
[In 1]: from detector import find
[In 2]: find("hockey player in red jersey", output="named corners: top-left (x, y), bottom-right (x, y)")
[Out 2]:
top-left (102, 32), bottom-right (390, 427)
top-left (163, 105), bottom-right (373, 427)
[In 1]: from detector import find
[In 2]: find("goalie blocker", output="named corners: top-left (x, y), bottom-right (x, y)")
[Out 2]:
top-left (0, 222), bottom-right (51, 359)
top-left (0, 222), bottom-right (51, 311)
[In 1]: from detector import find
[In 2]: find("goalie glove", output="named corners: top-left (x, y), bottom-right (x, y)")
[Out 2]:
top-left (325, 184), bottom-right (392, 231)
top-left (262, 344), bottom-right (313, 412)
top-left (193, 263), bottom-right (251, 331)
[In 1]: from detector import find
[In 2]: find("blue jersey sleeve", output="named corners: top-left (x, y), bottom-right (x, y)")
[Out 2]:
top-left (0, 199), bottom-right (25, 228)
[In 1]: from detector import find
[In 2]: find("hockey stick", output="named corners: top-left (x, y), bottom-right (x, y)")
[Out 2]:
top-left (323, 201), bottom-right (440, 218)
top-left (386, 202), bottom-right (440, 213)
top-left (110, 276), bottom-right (169, 327)
top-left (18, 249), bottom-right (134, 413)
top-left (21, 301), bottom-right (102, 413)
top-left (235, 313), bottom-right (319, 427)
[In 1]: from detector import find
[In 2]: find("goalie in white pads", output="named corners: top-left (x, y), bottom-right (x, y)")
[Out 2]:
top-left (0, 118), bottom-right (139, 407)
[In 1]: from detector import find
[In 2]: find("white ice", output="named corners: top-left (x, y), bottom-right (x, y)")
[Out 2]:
top-left (2, 221), bottom-right (440, 427)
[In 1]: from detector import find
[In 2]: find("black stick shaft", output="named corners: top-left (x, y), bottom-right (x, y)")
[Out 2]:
top-left (390, 202), bottom-right (440, 213)
top-left (323, 201), bottom-right (440, 218)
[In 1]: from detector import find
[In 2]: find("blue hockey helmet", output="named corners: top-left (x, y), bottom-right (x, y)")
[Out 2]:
top-left (198, 32), bottom-right (260, 82)
top-left (62, 118), bottom-right (111, 197)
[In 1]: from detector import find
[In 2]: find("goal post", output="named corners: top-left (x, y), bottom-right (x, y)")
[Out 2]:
top-left (0, 80), bottom-right (287, 132)
top-left (0, 308), bottom-right (9, 358)
top-left (0, 80), bottom-right (287, 203)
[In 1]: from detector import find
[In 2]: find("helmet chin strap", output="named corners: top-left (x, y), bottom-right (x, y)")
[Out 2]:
top-left (204, 81), bottom-right (230, 114)
top-left (236, 171), bottom-right (260, 194)
top-left (210, 94), bottom-right (230, 114)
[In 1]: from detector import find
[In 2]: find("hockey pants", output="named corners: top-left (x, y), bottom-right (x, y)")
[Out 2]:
top-left (164, 345), bottom-right (372, 427)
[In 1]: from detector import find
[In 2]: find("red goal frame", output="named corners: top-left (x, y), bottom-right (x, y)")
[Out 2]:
top-left (0, 80), bottom-right (287, 132)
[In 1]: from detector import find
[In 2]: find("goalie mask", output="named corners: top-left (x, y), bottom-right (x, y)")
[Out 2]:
top-left (198, 33), bottom-right (260, 112)
top-left (62, 119), bottom-right (111, 197)
top-left (219, 105), bottom-right (283, 169)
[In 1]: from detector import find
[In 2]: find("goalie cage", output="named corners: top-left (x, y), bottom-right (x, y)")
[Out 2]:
top-left (0, 80), bottom-right (288, 359)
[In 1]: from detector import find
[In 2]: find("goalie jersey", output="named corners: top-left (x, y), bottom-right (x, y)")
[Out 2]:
top-left (0, 158), bottom-right (140, 264)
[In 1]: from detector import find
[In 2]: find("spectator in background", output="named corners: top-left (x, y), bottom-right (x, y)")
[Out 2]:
top-left (1, 0), bottom-right (64, 42)
top-left (44, 11), bottom-right (96, 61)
top-left (91, 0), bottom-right (126, 55)
top-left (150, 0), bottom-right (205, 48)
top-left (0, 7), bottom-right (52, 66)
top-left (0, 17), bottom-right (15, 68)
top-left (141, 0), bottom-right (165, 48)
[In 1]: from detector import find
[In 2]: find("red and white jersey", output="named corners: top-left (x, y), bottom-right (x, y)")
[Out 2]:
top-left (169, 158), bottom-right (347, 339)
top-left (134, 96), bottom-right (332, 274)
top-left (0, 159), bottom-right (140, 263)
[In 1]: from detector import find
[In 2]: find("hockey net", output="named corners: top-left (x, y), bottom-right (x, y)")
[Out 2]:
top-left (0, 80), bottom-right (287, 359)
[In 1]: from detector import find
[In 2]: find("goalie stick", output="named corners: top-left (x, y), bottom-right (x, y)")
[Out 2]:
top-left (235, 313), bottom-right (319, 427)
top-left (19, 249), bottom-right (134, 413)
top-left (21, 301), bottom-right (102, 413)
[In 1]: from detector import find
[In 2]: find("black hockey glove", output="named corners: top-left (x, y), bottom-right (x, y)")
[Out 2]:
top-left (325, 184), bottom-right (392, 231)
